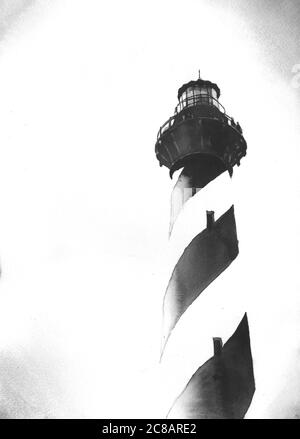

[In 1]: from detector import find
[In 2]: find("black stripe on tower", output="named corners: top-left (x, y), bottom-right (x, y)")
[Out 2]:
top-left (167, 314), bottom-right (255, 419)
top-left (162, 206), bottom-right (239, 352)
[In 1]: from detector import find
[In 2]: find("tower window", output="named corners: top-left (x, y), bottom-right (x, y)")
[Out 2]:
top-left (213, 337), bottom-right (223, 356)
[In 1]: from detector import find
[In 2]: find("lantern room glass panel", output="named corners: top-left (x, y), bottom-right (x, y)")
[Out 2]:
top-left (178, 85), bottom-right (221, 111)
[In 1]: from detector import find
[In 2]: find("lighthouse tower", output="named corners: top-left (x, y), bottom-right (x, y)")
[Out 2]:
top-left (155, 74), bottom-right (255, 419)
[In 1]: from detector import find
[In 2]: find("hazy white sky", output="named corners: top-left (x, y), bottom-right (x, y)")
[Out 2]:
top-left (0, 0), bottom-right (298, 418)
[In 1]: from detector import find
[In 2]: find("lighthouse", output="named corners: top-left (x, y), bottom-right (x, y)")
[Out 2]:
top-left (155, 74), bottom-right (255, 419)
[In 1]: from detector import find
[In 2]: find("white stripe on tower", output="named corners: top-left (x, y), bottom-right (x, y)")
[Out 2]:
top-left (162, 171), bottom-right (235, 353)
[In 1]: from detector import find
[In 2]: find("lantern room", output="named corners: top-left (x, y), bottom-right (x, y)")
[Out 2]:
top-left (176, 79), bottom-right (223, 113)
top-left (155, 75), bottom-right (247, 178)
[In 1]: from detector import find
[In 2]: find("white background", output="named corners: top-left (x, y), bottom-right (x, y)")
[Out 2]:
top-left (0, 0), bottom-right (298, 418)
